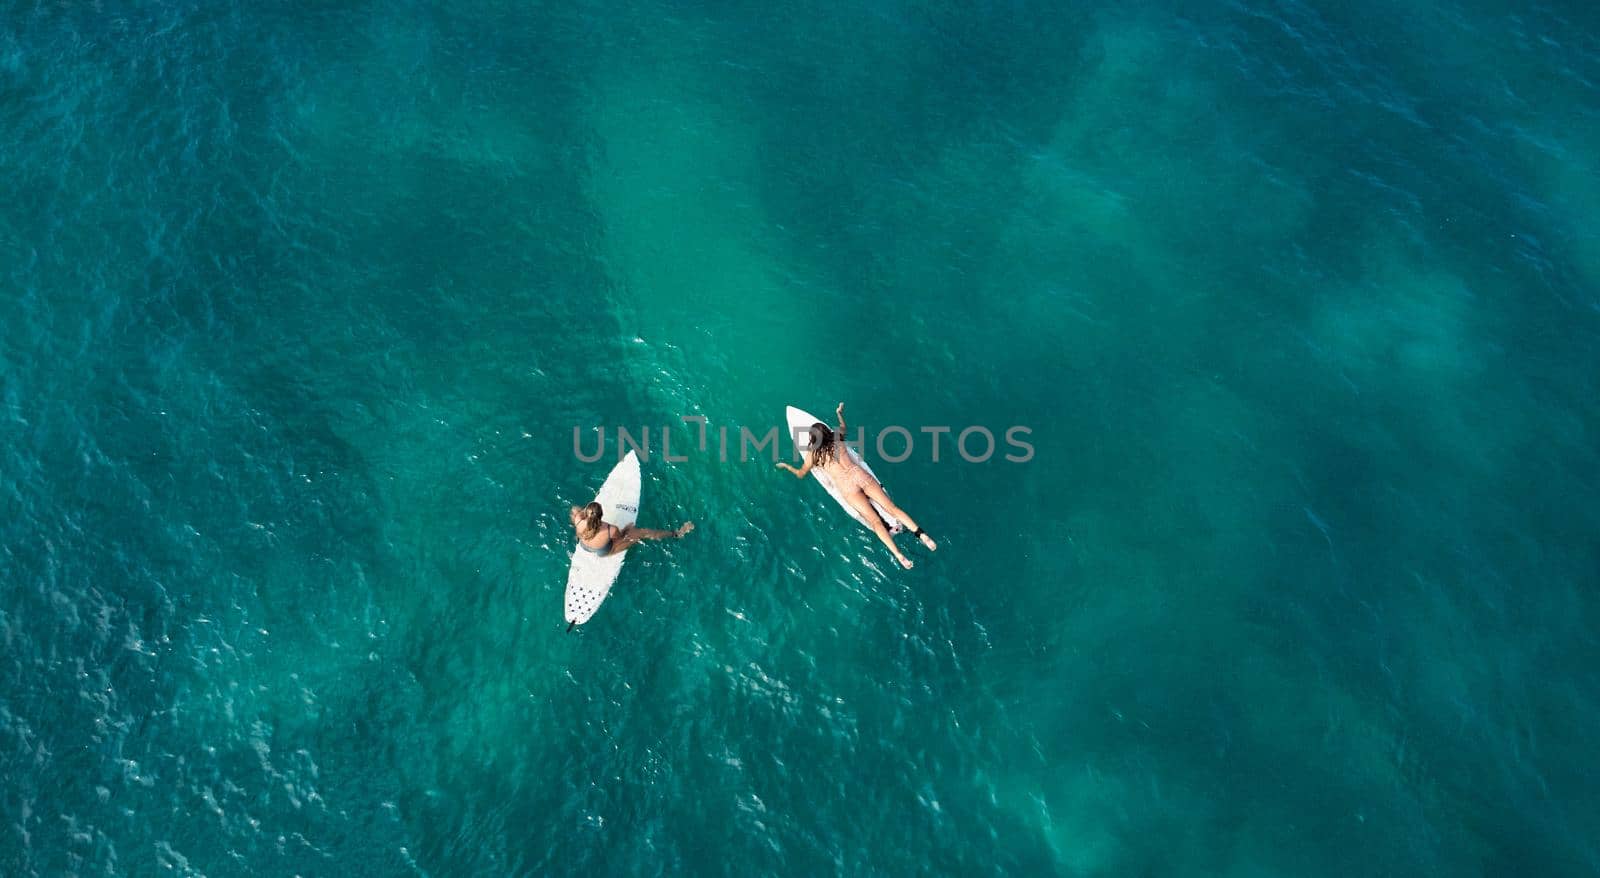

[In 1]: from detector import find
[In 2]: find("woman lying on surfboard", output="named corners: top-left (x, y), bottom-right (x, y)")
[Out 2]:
top-left (569, 503), bottom-right (693, 557)
top-left (776, 402), bottom-right (936, 569)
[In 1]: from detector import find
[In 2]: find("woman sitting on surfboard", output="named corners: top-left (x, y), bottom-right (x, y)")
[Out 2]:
top-left (776, 402), bottom-right (936, 569)
top-left (569, 503), bottom-right (693, 557)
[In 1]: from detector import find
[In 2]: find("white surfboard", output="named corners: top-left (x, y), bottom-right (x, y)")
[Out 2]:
top-left (785, 406), bottom-right (902, 532)
top-left (564, 451), bottom-right (642, 626)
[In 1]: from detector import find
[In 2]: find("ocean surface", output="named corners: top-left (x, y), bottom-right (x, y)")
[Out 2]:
top-left (3, 0), bottom-right (1599, 875)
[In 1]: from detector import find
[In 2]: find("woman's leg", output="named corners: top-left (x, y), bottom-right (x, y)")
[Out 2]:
top-left (860, 480), bottom-right (936, 550)
top-left (611, 526), bottom-right (661, 554)
top-left (611, 522), bottom-right (691, 553)
top-left (609, 529), bottom-right (643, 554)
top-left (844, 490), bottom-right (912, 568)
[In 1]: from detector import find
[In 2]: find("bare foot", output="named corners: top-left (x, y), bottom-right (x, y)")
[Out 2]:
top-left (918, 532), bottom-right (937, 551)
top-left (897, 554), bottom-right (914, 570)
top-left (677, 521), bottom-right (695, 537)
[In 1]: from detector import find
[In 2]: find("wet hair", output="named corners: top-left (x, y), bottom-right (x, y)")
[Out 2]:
top-left (808, 422), bottom-right (839, 467)
top-left (578, 502), bottom-right (603, 536)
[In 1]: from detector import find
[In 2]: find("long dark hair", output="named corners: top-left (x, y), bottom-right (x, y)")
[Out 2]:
top-left (808, 422), bottom-right (840, 467)
top-left (578, 502), bottom-right (603, 536)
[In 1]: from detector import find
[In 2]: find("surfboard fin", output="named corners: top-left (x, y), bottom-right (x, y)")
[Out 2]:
top-left (566, 619), bottom-right (576, 633)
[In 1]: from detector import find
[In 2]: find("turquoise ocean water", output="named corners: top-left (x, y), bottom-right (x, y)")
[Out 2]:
top-left (3, 1), bottom-right (1599, 874)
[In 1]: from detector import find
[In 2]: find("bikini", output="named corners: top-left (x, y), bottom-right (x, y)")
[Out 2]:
top-left (825, 448), bottom-right (877, 491)
top-left (578, 526), bottom-right (612, 557)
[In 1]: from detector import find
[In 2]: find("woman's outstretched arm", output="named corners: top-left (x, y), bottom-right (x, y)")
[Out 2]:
top-left (776, 450), bottom-right (815, 479)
